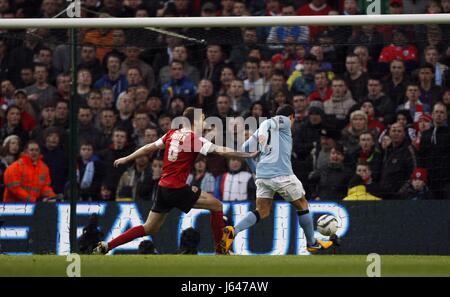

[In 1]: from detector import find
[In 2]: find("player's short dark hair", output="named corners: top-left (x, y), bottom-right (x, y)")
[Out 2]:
top-left (276, 104), bottom-right (295, 117)
top-left (183, 107), bottom-right (195, 125)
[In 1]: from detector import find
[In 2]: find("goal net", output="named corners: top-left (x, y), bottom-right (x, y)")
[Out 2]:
top-left (0, 0), bottom-right (450, 256)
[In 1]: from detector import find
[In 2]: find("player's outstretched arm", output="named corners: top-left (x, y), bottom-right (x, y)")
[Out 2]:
top-left (211, 145), bottom-right (259, 159)
top-left (113, 142), bottom-right (162, 167)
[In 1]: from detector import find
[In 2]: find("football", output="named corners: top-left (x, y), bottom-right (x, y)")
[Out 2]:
top-left (317, 214), bottom-right (339, 236)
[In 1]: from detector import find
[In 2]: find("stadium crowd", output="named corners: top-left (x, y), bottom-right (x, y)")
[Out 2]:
top-left (0, 0), bottom-right (450, 202)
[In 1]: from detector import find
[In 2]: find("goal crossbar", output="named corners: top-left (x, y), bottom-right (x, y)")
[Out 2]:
top-left (0, 14), bottom-right (449, 29)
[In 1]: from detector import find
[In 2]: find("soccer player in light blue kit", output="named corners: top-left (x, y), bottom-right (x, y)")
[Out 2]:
top-left (221, 104), bottom-right (336, 254)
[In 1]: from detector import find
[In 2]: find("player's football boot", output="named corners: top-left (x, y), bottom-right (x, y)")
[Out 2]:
top-left (220, 226), bottom-right (235, 255)
top-left (92, 241), bottom-right (108, 255)
top-left (306, 239), bottom-right (334, 253)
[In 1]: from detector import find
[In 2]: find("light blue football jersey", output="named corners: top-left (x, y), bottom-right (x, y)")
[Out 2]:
top-left (242, 115), bottom-right (294, 179)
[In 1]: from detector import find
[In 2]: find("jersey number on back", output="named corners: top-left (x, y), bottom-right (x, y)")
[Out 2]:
top-left (168, 131), bottom-right (186, 162)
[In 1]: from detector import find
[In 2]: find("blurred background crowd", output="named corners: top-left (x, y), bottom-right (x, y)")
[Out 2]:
top-left (0, 0), bottom-right (450, 202)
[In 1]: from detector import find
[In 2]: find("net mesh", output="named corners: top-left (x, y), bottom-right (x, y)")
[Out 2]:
top-left (0, 0), bottom-right (450, 255)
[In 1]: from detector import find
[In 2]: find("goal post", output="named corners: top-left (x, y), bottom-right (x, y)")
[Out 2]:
top-left (0, 14), bottom-right (449, 29)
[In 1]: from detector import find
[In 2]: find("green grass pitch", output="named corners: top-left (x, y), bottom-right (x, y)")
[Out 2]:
top-left (1, 255), bottom-right (450, 277)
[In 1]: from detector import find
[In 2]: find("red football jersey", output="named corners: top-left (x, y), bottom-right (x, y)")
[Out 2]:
top-left (155, 128), bottom-right (213, 188)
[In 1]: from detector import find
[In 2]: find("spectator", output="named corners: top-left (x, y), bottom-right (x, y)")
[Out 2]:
top-left (292, 92), bottom-right (310, 125)
top-left (309, 143), bottom-right (353, 201)
top-left (354, 159), bottom-right (379, 195)
top-left (0, 135), bottom-right (21, 199)
top-left (1, 79), bottom-right (16, 107)
top-left (260, 70), bottom-right (287, 111)
top-left (218, 65), bottom-right (236, 96)
top-left (41, 127), bottom-right (67, 195)
top-left (77, 105), bottom-right (102, 151)
top-left (359, 99), bottom-right (384, 135)
top-left (343, 53), bottom-right (369, 102)
top-left (228, 79), bottom-right (252, 115)
top-left (116, 154), bottom-right (153, 201)
top-left (399, 167), bottom-right (431, 200)
top-left (77, 141), bottom-right (104, 201)
top-left (310, 44), bottom-right (334, 73)
top-left (347, 130), bottom-right (382, 182)
top-left (121, 44), bottom-right (155, 92)
top-left (348, 26), bottom-right (384, 64)
top-left (378, 27), bottom-right (419, 74)
top-left (16, 67), bottom-right (35, 89)
top-left (296, 0), bottom-right (332, 41)
top-left (116, 91), bottom-right (136, 136)
top-left (288, 54), bottom-right (319, 96)
top-left (93, 53), bottom-right (128, 103)
top-left (3, 140), bottom-right (57, 202)
top-left (193, 79), bottom-right (215, 116)
top-left (324, 77), bottom-right (357, 130)
top-left (341, 110), bottom-right (369, 156)
top-left (343, 173), bottom-right (381, 201)
top-left (55, 73), bottom-right (71, 102)
top-left (412, 113), bottom-right (433, 150)
top-left (417, 63), bottom-right (443, 108)
top-left (379, 122), bottom-right (417, 199)
top-left (214, 157), bottom-right (256, 201)
top-left (418, 102), bottom-right (450, 200)
top-left (24, 63), bottom-right (57, 111)
top-left (159, 44), bottom-right (199, 86)
top-left (143, 127), bottom-right (159, 145)
top-left (362, 76), bottom-right (396, 125)
top-left (101, 87), bottom-right (115, 109)
top-left (77, 68), bottom-right (93, 102)
top-left (12, 89), bottom-right (37, 133)
top-left (167, 96), bottom-right (186, 118)
top-left (157, 113), bottom-right (172, 135)
top-left (131, 109), bottom-right (152, 147)
top-left (36, 46), bottom-right (57, 85)
top-left (200, 44), bottom-right (227, 91)
top-left (86, 90), bottom-right (103, 126)
top-left (293, 106), bottom-right (327, 171)
top-left (146, 94), bottom-right (164, 125)
top-left (383, 59), bottom-right (410, 107)
top-left (82, 27), bottom-right (114, 63)
top-left (244, 58), bottom-right (267, 102)
top-left (78, 43), bottom-right (103, 83)
top-left (98, 127), bottom-right (135, 195)
top-left (54, 100), bottom-right (69, 130)
top-left (229, 28), bottom-right (260, 70)
top-left (0, 135), bottom-right (21, 166)
top-left (267, 1), bottom-right (309, 51)
top-left (308, 71), bottom-right (332, 102)
top-left (186, 156), bottom-right (216, 194)
top-left (397, 82), bottom-right (430, 122)
top-left (424, 45), bottom-right (448, 87)
top-left (161, 60), bottom-right (197, 108)
top-left (0, 105), bottom-right (29, 145)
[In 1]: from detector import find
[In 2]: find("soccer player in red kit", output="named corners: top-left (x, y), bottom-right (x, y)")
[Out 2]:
top-left (93, 107), bottom-right (257, 255)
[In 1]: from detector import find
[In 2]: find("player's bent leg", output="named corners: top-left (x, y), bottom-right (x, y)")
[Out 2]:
top-left (220, 197), bottom-right (273, 255)
top-left (290, 197), bottom-right (334, 253)
top-left (193, 191), bottom-right (225, 254)
top-left (93, 211), bottom-right (167, 255)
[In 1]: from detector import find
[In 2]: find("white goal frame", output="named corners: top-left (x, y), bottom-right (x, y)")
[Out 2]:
top-left (0, 14), bottom-right (449, 29)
